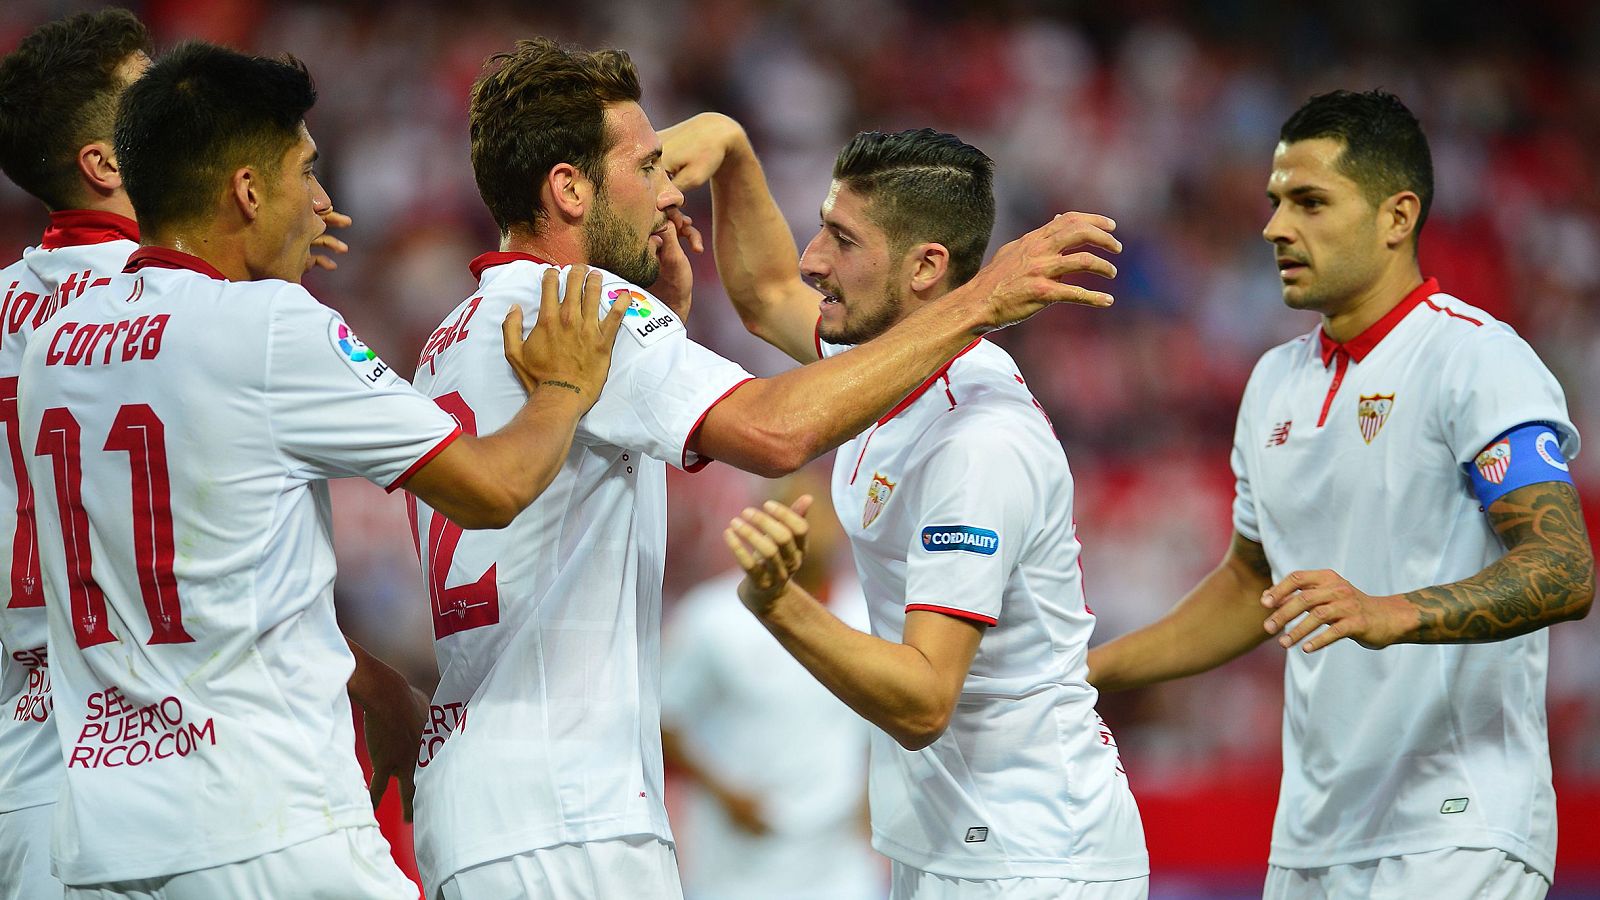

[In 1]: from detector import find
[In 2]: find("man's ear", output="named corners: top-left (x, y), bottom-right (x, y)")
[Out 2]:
top-left (1381, 190), bottom-right (1422, 251)
top-left (543, 163), bottom-right (591, 223)
top-left (907, 242), bottom-right (951, 294)
top-left (76, 141), bottom-right (122, 198)
top-left (230, 167), bottom-right (261, 223)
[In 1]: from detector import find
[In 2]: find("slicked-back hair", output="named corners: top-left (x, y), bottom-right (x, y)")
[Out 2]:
top-left (833, 129), bottom-right (996, 288)
top-left (1280, 89), bottom-right (1434, 238)
top-left (470, 37), bottom-right (641, 234)
top-left (115, 42), bottom-right (316, 234)
top-left (0, 8), bottom-right (151, 211)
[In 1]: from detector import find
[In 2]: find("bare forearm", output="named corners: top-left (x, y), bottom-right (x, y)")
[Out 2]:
top-left (1404, 482), bottom-right (1594, 642)
top-left (709, 139), bottom-right (811, 347)
top-left (697, 298), bottom-right (986, 475)
top-left (410, 385), bottom-right (590, 528)
top-left (345, 637), bottom-right (406, 709)
top-left (1089, 536), bottom-right (1274, 692)
top-left (754, 584), bottom-right (949, 749)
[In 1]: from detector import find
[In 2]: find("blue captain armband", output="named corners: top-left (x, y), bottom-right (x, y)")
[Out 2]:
top-left (1467, 423), bottom-right (1573, 508)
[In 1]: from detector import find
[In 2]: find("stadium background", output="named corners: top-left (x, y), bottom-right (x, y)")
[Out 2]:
top-left (3, 1), bottom-right (1597, 896)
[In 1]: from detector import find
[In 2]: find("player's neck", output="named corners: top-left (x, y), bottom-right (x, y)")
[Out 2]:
top-left (501, 224), bottom-right (582, 268)
top-left (143, 226), bottom-right (251, 282)
top-left (56, 191), bottom-right (137, 224)
top-left (1320, 256), bottom-right (1423, 345)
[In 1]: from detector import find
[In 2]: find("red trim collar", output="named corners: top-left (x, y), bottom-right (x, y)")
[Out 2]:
top-left (40, 210), bottom-right (139, 250)
top-left (470, 251), bottom-right (553, 281)
top-left (123, 247), bottom-right (229, 281)
top-left (877, 338), bottom-right (982, 425)
top-left (1318, 277), bottom-right (1438, 367)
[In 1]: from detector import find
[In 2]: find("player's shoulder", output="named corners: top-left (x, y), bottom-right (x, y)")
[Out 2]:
top-left (473, 256), bottom-right (683, 349)
top-left (1415, 287), bottom-right (1527, 356)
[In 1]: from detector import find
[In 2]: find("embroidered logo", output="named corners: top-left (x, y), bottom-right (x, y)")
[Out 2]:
top-left (1475, 439), bottom-right (1511, 484)
top-left (1266, 421), bottom-right (1292, 447)
top-left (862, 472), bottom-right (895, 528)
top-left (1357, 393), bottom-right (1395, 444)
top-left (605, 287), bottom-right (678, 347)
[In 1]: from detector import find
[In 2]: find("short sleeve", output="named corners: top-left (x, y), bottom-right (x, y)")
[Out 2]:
top-left (901, 428), bottom-right (1034, 626)
top-left (1437, 325), bottom-right (1580, 466)
top-left (265, 288), bottom-right (460, 488)
top-left (575, 275), bottom-right (753, 470)
top-left (1231, 375), bottom-right (1262, 543)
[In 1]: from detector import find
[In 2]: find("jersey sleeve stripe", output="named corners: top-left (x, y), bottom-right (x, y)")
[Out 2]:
top-left (905, 603), bottom-right (998, 627)
top-left (682, 377), bottom-right (756, 473)
top-left (384, 424), bottom-right (463, 492)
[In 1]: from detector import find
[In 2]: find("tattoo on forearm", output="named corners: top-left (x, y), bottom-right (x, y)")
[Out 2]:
top-left (1410, 481), bottom-right (1595, 642)
top-left (540, 380), bottom-right (583, 396)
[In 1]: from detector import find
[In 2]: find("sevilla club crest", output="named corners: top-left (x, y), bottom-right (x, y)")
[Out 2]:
top-left (1357, 393), bottom-right (1395, 444)
top-left (863, 472), bottom-right (896, 528)
top-left (1475, 439), bottom-right (1512, 484)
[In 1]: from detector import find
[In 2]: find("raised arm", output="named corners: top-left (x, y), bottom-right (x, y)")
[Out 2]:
top-left (661, 113), bottom-right (821, 362)
top-left (689, 211), bottom-right (1122, 477)
top-left (727, 498), bottom-right (982, 751)
top-left (1087, 532), bottom-right (1277, 692)
top-left (400, 266), bottom-right (627, 528)
top-left (1262, 480), bottom-right (1594, 652)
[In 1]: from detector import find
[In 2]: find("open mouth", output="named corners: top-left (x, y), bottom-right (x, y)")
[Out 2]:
top-left (1277, 258), bottom-right (1308, 278)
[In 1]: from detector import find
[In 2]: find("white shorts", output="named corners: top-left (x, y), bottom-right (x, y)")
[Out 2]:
top-left (436, 836), bottom-right (682, 900)
top-left (64, 825), bottom-right (416, 899)
top-left (0, 803), bottom-right (59, 900)
top-left (890, 862), bottom-right (1148, 900)
top-left (1263, 847), bottom-right (1548, 900)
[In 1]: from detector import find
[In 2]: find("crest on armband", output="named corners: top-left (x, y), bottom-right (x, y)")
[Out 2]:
top-left (1475, 439), bottom-right (1511, 484)
top-left (1357, 393), bottom-right (1395, 444)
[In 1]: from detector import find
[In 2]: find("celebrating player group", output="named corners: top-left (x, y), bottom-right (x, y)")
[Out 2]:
top-left (0, 7), bottom-right (1589, 900)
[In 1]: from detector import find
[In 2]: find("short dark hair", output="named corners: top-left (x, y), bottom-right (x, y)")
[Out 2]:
top-left (469, 37), bottom-right (642, 234)
top-left (0, 8), bottom-right (151, 211)
top-left (833, 129), bottom-right (996, 287)
top-left (1280, 89), bottom-right (1434, 237)
top-left (115, 42), bottom-right (316, 234)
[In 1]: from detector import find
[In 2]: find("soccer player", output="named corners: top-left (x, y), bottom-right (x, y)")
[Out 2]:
top-left (1086, 90), bottom-right (1592, 898)
top-left (407, 38), bottom-right (1124, 900)
top-left (16, 42), bottom-right (625, 897)
top-left (672, 118), bottom-right (1148, 898)
top-left (0, 12), bottom-right (150, 898)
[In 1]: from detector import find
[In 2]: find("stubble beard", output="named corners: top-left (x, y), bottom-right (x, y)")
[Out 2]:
top-left (819, 280), bottom-right (904, 345)
top-left (585, 196), bottom-right (659, 287)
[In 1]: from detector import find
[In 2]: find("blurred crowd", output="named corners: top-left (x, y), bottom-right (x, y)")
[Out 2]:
top-left (3, 0), bottom-right (1597, 794)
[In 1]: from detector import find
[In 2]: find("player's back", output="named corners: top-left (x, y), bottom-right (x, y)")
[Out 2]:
top-left (407, 253), bottom-right (751, 895)
top-left (0, 214), bottom-right (137, 818)
top-left (17, 248), bottom-right (452, 885)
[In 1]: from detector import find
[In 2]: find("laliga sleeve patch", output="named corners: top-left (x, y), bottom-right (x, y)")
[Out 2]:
top-left (328, 318), bottom-right (395, 388)
top-left (1468, 423), bottom-right (1572, 507)
top-left (603, 287), bottom-right (681, 347)
top-left (920, 525), bottom-right (1000, 556)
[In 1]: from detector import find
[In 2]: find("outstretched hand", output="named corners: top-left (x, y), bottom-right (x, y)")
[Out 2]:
top-left (962, 211), bottom-right (1122, 330)
top-left (1261, 569), bottom-right (1416, 653)
top-left (501, 265), bottom-right (629, 404)
top-left (726, 495), bottom-right (813, 615)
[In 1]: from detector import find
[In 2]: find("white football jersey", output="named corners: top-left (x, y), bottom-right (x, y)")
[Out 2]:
top-left (822, 335), bottom-right (1148, 882)
top-left (17, 247), bottom-right (460, 885)
top-left (1231, 278), bottom-right (1578, 878)
top-left (0, 211), bottom-right (138, 816)
top-left (408, 253), bottom-right (753, 896)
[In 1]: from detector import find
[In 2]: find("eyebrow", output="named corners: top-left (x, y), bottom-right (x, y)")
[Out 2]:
top-left (641, 147), bottom-right (662, 165)
top-left (819, 210), bottom-right (856, 239)
top-left (1267, 184), bottom-right (1326, 200)
top-left (305, 150), bottom-right (320, 167)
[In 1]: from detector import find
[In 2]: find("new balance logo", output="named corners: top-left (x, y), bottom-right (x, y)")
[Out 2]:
top-left (1266, 421), bottom-right (1292, 447)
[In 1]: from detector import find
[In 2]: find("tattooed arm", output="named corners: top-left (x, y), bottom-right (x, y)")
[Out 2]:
top-left (1262, 481), bottom-right (1595, 652)
top-left (1087, 532), bottom-right (1278, 691)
